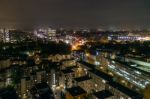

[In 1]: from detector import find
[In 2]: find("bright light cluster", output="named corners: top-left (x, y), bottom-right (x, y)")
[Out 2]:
top-left (108, 64), bottom-right (150, 88)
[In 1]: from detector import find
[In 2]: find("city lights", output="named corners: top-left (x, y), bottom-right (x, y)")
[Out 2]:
top-left (0, 0), bottom-right (150, 98)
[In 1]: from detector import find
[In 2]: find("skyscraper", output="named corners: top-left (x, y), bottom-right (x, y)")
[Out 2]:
top-left (0, 29), bottom-right (3, 42)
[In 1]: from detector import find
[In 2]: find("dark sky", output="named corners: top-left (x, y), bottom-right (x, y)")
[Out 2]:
top-left (0, 0), bottom-right (150, 29)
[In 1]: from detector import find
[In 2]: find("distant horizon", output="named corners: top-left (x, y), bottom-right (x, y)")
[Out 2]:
top-left (0, 26), bottom-right (150, 31)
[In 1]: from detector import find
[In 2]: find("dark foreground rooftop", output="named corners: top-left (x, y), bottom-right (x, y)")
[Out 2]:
top-left (93, 90), bottom-right (113, 99)
top-left (89, 69), bottom-right (113, 82)
top-left (74, 75), bottom-right (92, 82)
top-left (66, 66), bottom-right (78, 70)
top-left (30, 82), bottom-right (54, 99)
top-left (0, 88), bottom-right (18, 99)
top-left (67, 86), bottom-right (86, 96)
top-left (61, 69), bottom-right (74, 74)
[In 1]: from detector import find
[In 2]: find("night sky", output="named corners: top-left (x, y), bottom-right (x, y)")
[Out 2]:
top-left (0, 0), bottom-right (150, 29)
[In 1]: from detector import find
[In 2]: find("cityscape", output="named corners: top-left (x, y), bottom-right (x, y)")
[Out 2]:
top-left (0, 0), bottom-right (150, 99)
top-left (0, 28), bottom-right (150, 99)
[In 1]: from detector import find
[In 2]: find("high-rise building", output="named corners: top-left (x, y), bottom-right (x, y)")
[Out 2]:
top-left (34, 28), bottom-right (48, 39)
top-left (4, 28), bottom-right (10, 43)
top-left (34, 28), bottom-right (57, 41)
top-left (0, 29), bottom-right (4, 42)
top-left (0, 28), bottom-right (9, 43)
top-left (9, 30), bottom-right (27, 42)
top-left (48, 28), bottom-right (56, 41)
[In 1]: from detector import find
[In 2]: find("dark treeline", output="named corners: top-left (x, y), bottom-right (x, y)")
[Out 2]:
top-left (0, 41), bottom-right (71, 58)
top-left (85, 41), bottom-right (150, 56)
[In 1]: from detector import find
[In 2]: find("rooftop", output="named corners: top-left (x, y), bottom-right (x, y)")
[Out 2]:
top-left (22, 76), bottom-right (30, 81)
top-left (74, 75), bottom-right (92, 82)
top-left (93, 90), bottom-right (113, 99)
top-left (35, 82), bottom-right (49, 90)
top-left (78, 61), bottom-right (113, 81)
top-left (66, 66), bottom-right (78, 69)
top-left (30, 82), bottom-right (54, 99)
top-left (61, 58), bottom-right (74, 62)
top-left (78, 61), bottom-right (95, 69)
top-left (0, 88), bottom-right (18, 99)
top-left (89, 69), bottom-right (113, 82)
top-left (108, 81), bottom-right (143, 98)
top-left (67, 86), bottom-right (86, 96)
top-left (61, 69), bottom-right (74, 74)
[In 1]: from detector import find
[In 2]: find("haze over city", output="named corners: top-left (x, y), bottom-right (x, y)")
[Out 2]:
top-left (0, 0), bottom-right (150, 29)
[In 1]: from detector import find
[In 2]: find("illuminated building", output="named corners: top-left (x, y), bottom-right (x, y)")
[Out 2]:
top-left (108, 35), bottom-right (150, 41)
top-left (0, 28), bottom-right (10, 43)
top-left (20, 77), bottom-right (31, 99)
top-left (108, 35), bottom-right (140, 41)
top-left (2, 30), bottom-right (29, 43)
top-left (21, 78), bottom-right (27, 98)
top-left (73, 75), bottom-right (93, 93)
top-left (108, 60), bottom-right (150, 90)
top-left (61, 68), bottom-right (74, 88)
top-left (34, 28), bottom-right (56, 41)
top-left (0, 29), bottom-right (4, 42)
top-left (61, 59), bottom-right (75, 68)
top-left (34, 28), bottom-right (48, 39)
top-left (77, 61), bottom-right (143, 99)
top-left (107, 56), bottom-right (150, 90)
top-left (84, 50), bottom-right (109, 71)
top-left (48, 28), bottom-right (56, 41)
top-left (51, 69), bottom-right (56, 90)
top-left (4, 29), bottom-right (10, 43)
top-left (36, 71), bottom-right (44, 83)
